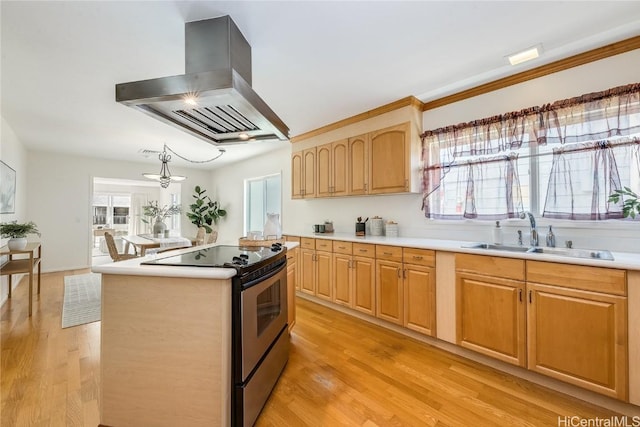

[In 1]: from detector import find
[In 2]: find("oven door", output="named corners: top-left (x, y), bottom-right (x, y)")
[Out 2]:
top-left (240, 262), bottom-right (288, 381)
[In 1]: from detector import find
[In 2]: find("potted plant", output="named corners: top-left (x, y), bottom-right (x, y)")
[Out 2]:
top-left (186, 185), bottom-right (227, 233)
top-left (141, 201), bottom-right (181, 236)
top-left (0, 221), bottom-right (41, 250)
top-left (609, 187), bottom-right (640, 219)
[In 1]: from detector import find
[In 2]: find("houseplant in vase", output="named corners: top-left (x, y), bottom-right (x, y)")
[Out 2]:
top-left (187, 185), bottom-right (227, 235)
top-left (609, 187), bottom-right (640, 219)
top-left (141, 201), bottom-right (181, 237)
top-left (0, 221), bottom-right (41, 250)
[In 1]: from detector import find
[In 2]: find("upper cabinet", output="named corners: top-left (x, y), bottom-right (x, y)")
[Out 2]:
top-left (290, 97), bottom-right (422, 199)
top-left (291, 148), bottom-right (316, 199)
top-left (369, 123), bottom-right (410, 194)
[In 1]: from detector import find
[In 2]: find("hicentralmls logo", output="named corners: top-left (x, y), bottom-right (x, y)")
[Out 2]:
top-left (558, 416), bottom-right (640, 427)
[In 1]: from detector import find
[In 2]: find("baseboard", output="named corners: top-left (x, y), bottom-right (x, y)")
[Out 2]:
top-left (296, 292), bottom-right (640, 417)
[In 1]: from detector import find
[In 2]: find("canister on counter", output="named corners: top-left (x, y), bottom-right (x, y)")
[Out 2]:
top-left (370, 216), bottom-right (383, 236)
top-left (385, 221), bottom-right (398, 237)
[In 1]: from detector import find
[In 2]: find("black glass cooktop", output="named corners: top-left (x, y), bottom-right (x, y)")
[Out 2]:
top-left (141, 244), bottom-right (285, 271)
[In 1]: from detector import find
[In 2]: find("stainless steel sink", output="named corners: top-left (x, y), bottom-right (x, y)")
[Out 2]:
top-left (462, 242), bottom-right (614, 261)
top-left (462, 243), bottom-right (531, 253)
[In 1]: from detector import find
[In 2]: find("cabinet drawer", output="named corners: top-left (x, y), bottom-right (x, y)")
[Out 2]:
top-left (286, 249), bottom-right (297, 264)
top-left (333, 241), bottom-right (353, 255)
top-left (456, 253), bottom-right (525, 281)
top-left (315, 239), bottom-right (333, 251)
top-left (284, 235), bottom-right (300, 243)
top-left (300, 238), bottom-right (315, 250)
top-left (376, 245), bottom-right (403, 263)
top-left (353, 243), bottom-right (375, 258)
top-left (403, 248), bottom-right (435, 267)
top-left (527, 261), bottom-right (626, 296)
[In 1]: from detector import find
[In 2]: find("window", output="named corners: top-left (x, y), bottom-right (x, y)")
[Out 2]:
top-left (422, 83), bottom-right (640, 221)
top-left (244, 173), bottom-right (281, 235)
top-left (93, 193), bottom-right (131, 226)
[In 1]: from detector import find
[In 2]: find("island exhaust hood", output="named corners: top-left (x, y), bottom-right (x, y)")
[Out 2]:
top-left (115, 16), bottom-right (289, 144)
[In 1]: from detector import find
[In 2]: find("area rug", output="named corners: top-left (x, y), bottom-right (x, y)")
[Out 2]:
top-left (62, 273), bottom-right (101, 328)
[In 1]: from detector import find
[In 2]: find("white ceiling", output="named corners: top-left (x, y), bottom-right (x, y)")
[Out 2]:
top-left (2, 1), bottom-right (640, 170)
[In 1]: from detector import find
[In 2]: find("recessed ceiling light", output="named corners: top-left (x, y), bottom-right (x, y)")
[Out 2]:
top-left (508, 44), bottom-right (543, 66)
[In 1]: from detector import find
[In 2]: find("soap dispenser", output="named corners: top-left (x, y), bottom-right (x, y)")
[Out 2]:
top-left (493, 221), bottom-right (503, 245)
top-left (546, 225), bottom-right (556, 247)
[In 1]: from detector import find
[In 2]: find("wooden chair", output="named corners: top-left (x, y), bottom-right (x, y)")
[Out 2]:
top-left (104, 232), bottom-right (139, 262)
top-left (195, 227), bottom-right (206, 245)
top-left (207, 231), bottom-right (218, 244)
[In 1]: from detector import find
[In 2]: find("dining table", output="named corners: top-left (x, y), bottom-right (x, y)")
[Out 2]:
top-left (120, 234), bottom-right (196, 256)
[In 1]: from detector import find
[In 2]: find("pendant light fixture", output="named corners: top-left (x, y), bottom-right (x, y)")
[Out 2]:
top-left (142, 144), bottom-right (225, 188)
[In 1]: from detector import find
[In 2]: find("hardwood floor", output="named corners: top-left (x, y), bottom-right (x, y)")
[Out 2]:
top-left (1, 270), bottom-right (625, 426)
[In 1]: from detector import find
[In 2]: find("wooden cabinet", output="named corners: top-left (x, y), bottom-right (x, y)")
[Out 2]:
top-left (315, 250), bottom-right (333, 301)
top-left (299, 238), bottom-right (333, 300)
top-left (331, 242), bottom-right (376, 315)
top-left (455, 254), bottom-right (527, 366)
top-left (375, 245), bottom-right (404, 325)
top-left (286, 248), bottom-right (297, 331)
top-left (348, 134), bottom-right (368, 195)
top-left (456, 254), bottom-right (628, 401)
top-left (317, 140), bottom-right (349, 198)
top-left (292, 121), bottom-right (416, 199)
top-left (526, 261), bottom-right (627, 401)
top-left (369, 123), bottom-right (410, 194)
top-left (300, 248), bottom-right (316, 295)
top-left (291, 148), bottom-right (316, 199)
top-left (402, 248), bottom-right (436, 336)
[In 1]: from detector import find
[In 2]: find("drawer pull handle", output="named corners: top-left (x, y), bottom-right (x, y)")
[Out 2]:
top-left (412, 256), bottom-right (423, 260)
top-left (384, 252), bottom-right (393, 256)
top-left (359, 249), bottom-right (368, 252)
top-left (338, 246), bottom-right (346, 249)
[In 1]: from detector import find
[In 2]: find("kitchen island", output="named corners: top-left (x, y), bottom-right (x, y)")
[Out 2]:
top-left (93, 244), bottom-right (237, 427)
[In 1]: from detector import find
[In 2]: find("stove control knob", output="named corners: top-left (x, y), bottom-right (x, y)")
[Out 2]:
top-left (239, 254), bottom-right (249, 259)
top-left (270, 243), bottom-right (282, 252)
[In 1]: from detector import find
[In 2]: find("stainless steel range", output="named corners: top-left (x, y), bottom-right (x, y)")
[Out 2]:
top-left (142, 244), bottom-right (288, 426)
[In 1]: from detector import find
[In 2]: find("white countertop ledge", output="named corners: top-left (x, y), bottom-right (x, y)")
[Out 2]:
top-left (287, 232), bottom-right (640, 271)
top-left (91, 242), bottom-right (299, 278)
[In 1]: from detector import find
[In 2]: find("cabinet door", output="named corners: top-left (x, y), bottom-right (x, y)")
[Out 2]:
top-left (303, 148), bottom-right (316, 198)
top-left (315, 250), bottom-right (333, 301)
top-left (456, 271), bottom-right (526, 367)
top-left (352, 255), bottom-right (375, 316)
top-left (316, 143), bottom-right (332, 198)
top-left (369, 123), bottom-right (409, 194)
top-left (291, 152), bottom-right (303, 199)
top-left (300, 249), bottom-right (315, 295)
top-left (348, 134), bottom-right (368, 195)
top-left (332, 139), bottom-right (349, 197)
top-left (527, 283), bottom-right (628, 400)
top-left (376, 259), bottom-right (403, 325)
top-left (286, 263), bottom-right (296, 331)
top-left (332, 254), bottom-right (352, 307)
top-left (404, 264), bottom-right (436, 337)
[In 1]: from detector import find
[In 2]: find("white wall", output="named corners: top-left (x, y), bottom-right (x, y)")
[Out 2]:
top-left (0, 116), bottom-right (29, 304)
top-left (27, 151), bottom-right (213, 272)
top-left (213, 49), bottom-right (640, 254)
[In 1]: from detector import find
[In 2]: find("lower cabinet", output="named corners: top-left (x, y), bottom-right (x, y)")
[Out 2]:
top-left (331, 242), bottom-right (376, 315)
top-left (286, 250), bottom-right (297, 332)
top-left (526, 262), bottom-right (628, 401)
top-left (315, 250), bottom-right (333, 301)
top-left (402, 248), bottom-right (436, 336)
top-left (300, 248), bottom-right (316, 295)
top-left (375, 258), bottom-right (404, 325)
top-left (456, 254), bottom-right (628, 401)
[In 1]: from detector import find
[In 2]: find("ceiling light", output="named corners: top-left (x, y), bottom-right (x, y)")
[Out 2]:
top-left (184, 96), bottom-right (198, 106)
top-left (142, 144), bottom-right (225, 188)
top-left (508, 44), bottom-right (543, 66)
top-left (238, 133), bottom-right (250, 140)
top-left (143, 145), bottom-right (186, 188)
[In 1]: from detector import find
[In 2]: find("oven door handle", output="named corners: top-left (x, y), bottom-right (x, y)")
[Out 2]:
top-left (240, 259), bottom-right (287, 290)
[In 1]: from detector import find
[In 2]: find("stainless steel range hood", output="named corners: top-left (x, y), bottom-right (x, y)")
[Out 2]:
top-left (115, 16), bottom-right (289, 144)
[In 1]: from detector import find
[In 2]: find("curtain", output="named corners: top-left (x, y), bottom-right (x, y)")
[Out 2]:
top-left (421, 82), bottom-right (640, 220)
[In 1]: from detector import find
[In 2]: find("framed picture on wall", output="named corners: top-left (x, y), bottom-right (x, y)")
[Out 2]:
top-left (0, 160), bottom-right (16, 214)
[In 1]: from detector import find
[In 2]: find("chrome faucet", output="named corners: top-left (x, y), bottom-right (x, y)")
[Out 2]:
top-left (520, 211), bottom-right (538, 246)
